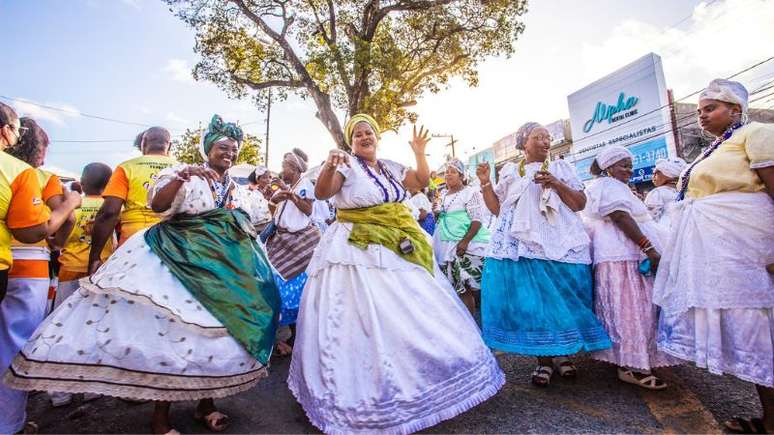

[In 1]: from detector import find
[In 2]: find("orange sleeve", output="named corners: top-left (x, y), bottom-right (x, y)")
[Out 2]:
top-left (102, 166), bottom-right (129, 200)
top-left (42, 174), bottom-right (64, 202)
top-left (7, 167), bottom-right (50, 229)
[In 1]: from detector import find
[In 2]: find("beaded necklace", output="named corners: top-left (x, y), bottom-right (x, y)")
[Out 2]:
top-left (518, 158), bottom-right (550, 177)
top-left (441, 186), bottom-right (465, 214)
top-left (205, 163), bottom-right (232, 208)
top-left (676, 121), bottom-right (744, 201)
top-left (355, 156), bottom-right (407, 203)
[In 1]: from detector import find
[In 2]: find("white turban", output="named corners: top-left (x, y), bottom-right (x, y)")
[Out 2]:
top-left (699, 79), bottom-right (749, 113)
top-left (595, 145), bottom-right (633, 170)
top-left (654, 157), bottom-right (686, 179)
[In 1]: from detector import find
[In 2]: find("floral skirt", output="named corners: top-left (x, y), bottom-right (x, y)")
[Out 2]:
top-left (274, 272), bottom-right (308, 326)
top-left (439, 253), bottom-right (484, 294)
top-left (592, 260), bottom-right (679, 371)
top-left (481, 257), bottom-right (611, 356)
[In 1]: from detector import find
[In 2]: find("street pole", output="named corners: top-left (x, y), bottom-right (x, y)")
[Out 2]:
top-left (264, 88), bottom-right (271, 166)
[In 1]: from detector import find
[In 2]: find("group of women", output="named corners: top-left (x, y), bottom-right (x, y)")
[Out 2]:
top-left (1, 77), bottom-right (772, 435)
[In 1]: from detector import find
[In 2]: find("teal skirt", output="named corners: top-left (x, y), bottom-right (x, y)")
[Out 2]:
top-left (482, 257), bottom-right (611, 356)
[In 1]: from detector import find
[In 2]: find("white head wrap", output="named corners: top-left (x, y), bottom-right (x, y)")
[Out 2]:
top-left (595, 145), bottom-right (633, 170)
top-left (698, 79), bottom-right (749, 113)
top-left (654, 157), bottom-right (687, 179)
top-left (253, 165), bottom-right (267, 177)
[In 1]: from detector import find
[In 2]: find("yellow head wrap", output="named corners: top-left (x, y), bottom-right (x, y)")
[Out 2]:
top-left (344, 114), bottom-right (381, 146)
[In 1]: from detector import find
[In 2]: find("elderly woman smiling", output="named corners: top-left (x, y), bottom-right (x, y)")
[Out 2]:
top-left (654, 79), bottom-right (774, 434)
top-left (288, 114), bottom-right (504, 434)
top-left (478, 122), bottom-right (611, 387)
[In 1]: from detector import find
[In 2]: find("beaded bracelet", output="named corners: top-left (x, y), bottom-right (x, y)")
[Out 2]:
top-left (481, 182), bottom-right (491, 189)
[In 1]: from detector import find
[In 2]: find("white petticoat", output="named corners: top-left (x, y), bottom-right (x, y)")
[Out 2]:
top-left (288, 222), bottom-right (505, 434)
top-left (659, 307), bottom-right (773, 387)
top-left (4, 231), bottom-right (266, 401)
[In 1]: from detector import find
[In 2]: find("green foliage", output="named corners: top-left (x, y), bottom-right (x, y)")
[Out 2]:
top-left (172, 128), bottom-right (263, 165)
top-left (166, 0), bottom-right (528, 149)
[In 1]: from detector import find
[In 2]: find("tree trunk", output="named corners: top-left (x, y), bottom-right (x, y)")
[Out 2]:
top-left (311, 91), bottom-right (348, 152)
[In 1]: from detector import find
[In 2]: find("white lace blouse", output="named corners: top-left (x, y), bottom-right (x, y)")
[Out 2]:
top-left (433, 186), bottom-right (489, 262)
top-left (150, 164), bottom-right (263, 224)
top-left (488, 159), bottom-right (591, 264)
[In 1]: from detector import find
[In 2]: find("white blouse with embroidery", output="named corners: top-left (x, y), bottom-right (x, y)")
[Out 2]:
top-left (488, 159), bottom-right (591, 264)
top-left (433, 186), bottom-right (489, 263)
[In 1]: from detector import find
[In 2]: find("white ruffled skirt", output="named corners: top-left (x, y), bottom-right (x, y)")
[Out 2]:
top-left (654, 192), bottom-right (774, 387)
top-left (3, 231), bottom-right (266, 401)
top-left (288, 222), bottom-right (504, 434)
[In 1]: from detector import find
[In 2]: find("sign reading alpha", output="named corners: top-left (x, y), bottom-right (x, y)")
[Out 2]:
top-left (583, 92), bottom-right (639, 133)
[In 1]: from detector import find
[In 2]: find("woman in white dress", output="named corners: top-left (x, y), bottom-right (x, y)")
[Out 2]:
top-left (4, 115), bottom-right (280, 435)
top-left (643, 158), bottom-right (686, 228)
top-left (433, 158), bottom-right (489, 314)
top-left (654, 79), bottom-right (774, 434)
top-left (288, 114), bottom-right (504, 434)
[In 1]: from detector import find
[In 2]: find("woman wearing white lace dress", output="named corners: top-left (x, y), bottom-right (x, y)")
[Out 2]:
top-left (4, 116), bottom-right (280, 434)
top-left (654, 79), bottom-right (774, 434)
top-left (643, 158), bottom-right (686, 228)
top-left (433, 158), bottom-right (489, 314)
top-left (288, 114), bottom-right (504, 434)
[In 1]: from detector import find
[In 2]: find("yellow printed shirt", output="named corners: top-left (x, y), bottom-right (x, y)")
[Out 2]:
top-left (59, 196), bottom-right (114, 274)
top-left (686, 122), bottom-right (774, 199)
top-left (0, 154), bottom-right (50, 271)
top-left (102, 154), bottom-right (177, 243)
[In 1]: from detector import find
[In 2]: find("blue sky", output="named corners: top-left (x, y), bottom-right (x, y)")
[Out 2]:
top-left (2, 0), bottom-right (773, 177)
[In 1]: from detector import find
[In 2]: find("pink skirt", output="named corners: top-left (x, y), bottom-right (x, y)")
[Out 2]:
top-left (592, 260), bottom-right (679, 371)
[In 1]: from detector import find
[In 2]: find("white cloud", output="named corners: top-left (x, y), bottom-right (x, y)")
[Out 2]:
top-left (11, 98), bottom-right (80, 126)
top-left (580, 0), bottom-right (774, 104)
top-left (163, 58), bottom-right (194, 83)
top-left (166, 112), bottom-right (190, 126)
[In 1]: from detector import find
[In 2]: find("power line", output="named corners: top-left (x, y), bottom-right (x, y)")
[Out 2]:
top-left (0, 95), bottom-right (154, 128)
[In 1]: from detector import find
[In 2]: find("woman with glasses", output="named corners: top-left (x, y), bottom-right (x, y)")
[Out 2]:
top-left (478, 122), bottom-right (610, 387)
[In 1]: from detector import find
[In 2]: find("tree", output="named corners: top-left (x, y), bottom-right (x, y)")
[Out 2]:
top-left (171, 128), bottom-right (263, 165)
top-left (166, 0), bottom-right (527, 151)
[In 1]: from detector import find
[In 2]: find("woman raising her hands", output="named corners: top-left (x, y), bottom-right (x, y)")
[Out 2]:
top-left (477, 122), bottom-right (610, 387)
top-left (288, 115), bottom-right (504, 434)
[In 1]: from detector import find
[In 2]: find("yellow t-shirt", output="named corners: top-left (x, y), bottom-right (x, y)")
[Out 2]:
top-left (59, 196), bottom-right (114, 273)
top-left (0, 154), bottom-right (50, 271)
top-left (685, 122), bottom-right (774, 199)
top-left (102, 154), bottom-right (177, 243)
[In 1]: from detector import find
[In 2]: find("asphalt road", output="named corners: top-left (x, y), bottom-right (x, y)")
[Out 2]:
top-left (25, 352), bottom-right (760, 434)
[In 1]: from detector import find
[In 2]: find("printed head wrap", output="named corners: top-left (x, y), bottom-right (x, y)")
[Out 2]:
top-left (654, 157), bottom-right (687, 179)
top-left (199, 114), bottom-right (244, 161)
top-left (595, 145), bottom-right (633, 170)
top-left (699, 79), bottom-right (749, 113)
top-left (515, 122), bottom-right (543, 150)
top-left (344, 114), bottom-right (381, 147)
top-left (283, 148), bottom-right (308, 173)
top-left (445, 158), bottom-right (466, 180)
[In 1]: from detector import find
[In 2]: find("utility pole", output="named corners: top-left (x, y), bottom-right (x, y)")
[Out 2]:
top-left (431, 133), bottom-right (457, 160)
top-left (264, 88), bottom-right (271, 166)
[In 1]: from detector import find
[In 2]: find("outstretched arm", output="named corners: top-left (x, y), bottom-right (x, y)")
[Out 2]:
top-left (403, 125), bottom-right (431, 191)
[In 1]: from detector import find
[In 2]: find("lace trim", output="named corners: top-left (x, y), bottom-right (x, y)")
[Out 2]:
top-left (287, 349), bottom-right (504, 434)
top-left (6, 353), bottom-right (267, 401)
top-left (79, 279), bottom-right (229, 337)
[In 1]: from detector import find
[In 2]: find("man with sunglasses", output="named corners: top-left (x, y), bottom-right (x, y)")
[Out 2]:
top-left (0, 103), bottom-right (51, 303)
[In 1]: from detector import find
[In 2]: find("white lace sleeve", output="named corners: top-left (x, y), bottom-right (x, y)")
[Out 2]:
top-left (149, 164), bottom-right (189, 216)
top-left (552, 159), bottom-right (585, 191)
top-left (588, 177), bottom-right (638, 218)
top-left (465, 189), bottom-right (485, 222)
top-left (494, 162), bottom-right (519, 202)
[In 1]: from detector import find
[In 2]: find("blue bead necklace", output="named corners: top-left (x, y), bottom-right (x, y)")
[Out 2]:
top-left (676, 122), bottom-right (744, 201)
top-left (356, 156), bottom-right (407, 203)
